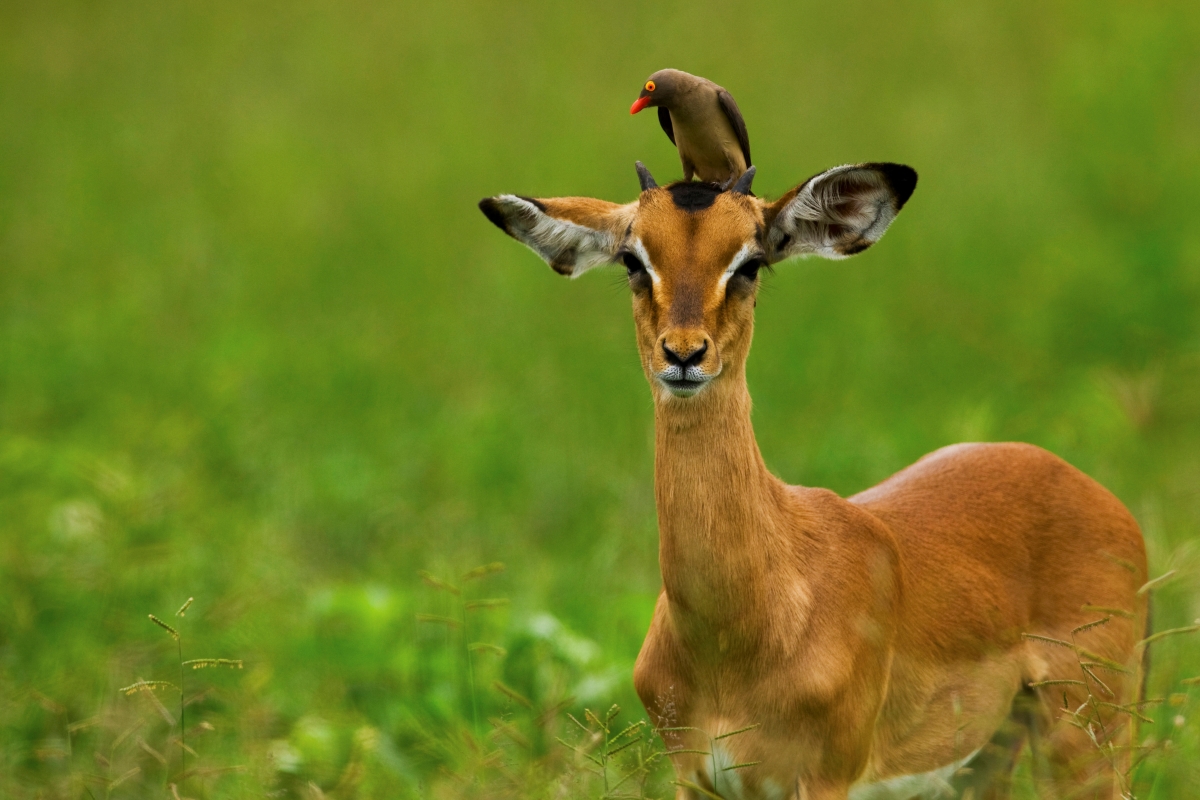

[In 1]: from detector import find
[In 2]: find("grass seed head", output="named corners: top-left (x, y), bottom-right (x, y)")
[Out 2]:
top-left (182, 658), bottom-right (244, 670)
top-left (418, 570), bottom-right (461, 596)
top-left (464, 598), bottom-right (510, 611)
top-left (1072, 617), bottom-right (1112, 635)
top-left (462, 562), bottom-right (505, 582)
top-left (120, 679), bottom-right (179, 696)
top-left (108, 767), bottom-right (141, 791)
top-left (492, 680), bottom-right (533, 709)
top-left (148, 614), bottom-right (180, 640)
top-left (1081, 604), bottom-right (1135, 619)
top-left (713, 723), bottom-right (761, 741)
top-left (468, 642), bottom-right (507, 657)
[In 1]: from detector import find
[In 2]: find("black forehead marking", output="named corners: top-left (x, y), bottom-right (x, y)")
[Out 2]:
top-left (667, 181), bottom-right (723, 212)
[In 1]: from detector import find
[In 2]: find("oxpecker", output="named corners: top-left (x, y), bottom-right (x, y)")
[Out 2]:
top-left (630, 69), bottom-right (752, 186)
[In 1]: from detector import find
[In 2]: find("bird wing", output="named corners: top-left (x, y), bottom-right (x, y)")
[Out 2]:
top-left (716, 89), bottom-right (752, 167)
top-left (657, 107), bottom-right (676, 145)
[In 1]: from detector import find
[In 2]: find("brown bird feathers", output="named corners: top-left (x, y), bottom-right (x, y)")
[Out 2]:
top-left (631, 68), bottom-right (752, 186)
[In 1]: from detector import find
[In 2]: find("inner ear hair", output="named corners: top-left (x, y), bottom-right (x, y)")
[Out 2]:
top-left (768, 163), bottom-right (917, 262)
top-left (478, 194), bottom-right (635, 277)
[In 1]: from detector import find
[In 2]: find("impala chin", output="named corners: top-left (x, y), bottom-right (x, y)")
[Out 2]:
top-left (657, 368), bottom-right (718, 397)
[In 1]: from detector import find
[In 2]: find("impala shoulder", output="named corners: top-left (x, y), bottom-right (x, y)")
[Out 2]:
top-left (796, 487), bottom-right (901, 549)
top-left (790, 487), bottom-right (904, 604)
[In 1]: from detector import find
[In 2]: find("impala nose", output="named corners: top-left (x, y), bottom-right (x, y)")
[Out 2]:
top-left (656, 332), bottom-right (719, 395)
top-left (662, 339), bottom-right (708, 369)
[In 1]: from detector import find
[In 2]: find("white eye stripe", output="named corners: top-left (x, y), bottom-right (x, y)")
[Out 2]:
top-left (623, 240), bottom-right (762, 290)
top-left (628, 238), bottom-right (661, 286)
top-left (718, 244), bottom-right (761, 290)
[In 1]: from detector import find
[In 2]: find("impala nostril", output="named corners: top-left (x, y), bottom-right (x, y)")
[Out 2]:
top-left (662, 341), bottom-right (684, 367)
top-left (662, 340), bottom-right (708, 369)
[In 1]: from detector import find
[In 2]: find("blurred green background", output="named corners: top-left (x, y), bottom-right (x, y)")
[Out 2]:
top-left (2, 0), bottom-right (1199, 797)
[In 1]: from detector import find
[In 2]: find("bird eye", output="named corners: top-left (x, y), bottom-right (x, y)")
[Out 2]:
top-left (620, 251), bottom-right (647, 277)
top-left (645, 80), bottom-right (656, 92)
top-left (735, 257), bottom-right (766, 281)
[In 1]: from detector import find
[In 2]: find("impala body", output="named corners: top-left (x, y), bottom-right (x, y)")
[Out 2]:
top-left (480, 162), bottom-right (1147, 799)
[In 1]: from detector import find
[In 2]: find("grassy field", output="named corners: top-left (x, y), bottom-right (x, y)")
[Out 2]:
top-left (2, 0), bottom-right (1199, 797)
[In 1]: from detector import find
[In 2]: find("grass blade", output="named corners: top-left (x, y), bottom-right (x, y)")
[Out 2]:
top-left (1138, 625), bottom-right (1200, 648)
top-left (713, 723), bottom-right (761, 740)
top-left (1137, 571), bottom-right (1176, 596)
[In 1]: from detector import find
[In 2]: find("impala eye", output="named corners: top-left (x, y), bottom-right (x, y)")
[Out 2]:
top-left (735, 257), bottom-right (766, 281)
top-left (620, 251), bottom-right (647, 277)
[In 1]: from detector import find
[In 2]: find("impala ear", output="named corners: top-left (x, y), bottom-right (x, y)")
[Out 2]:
top-left (765, 163), bottom-right (917, 262)
top-left (478, 194), bottom-right (635, 277)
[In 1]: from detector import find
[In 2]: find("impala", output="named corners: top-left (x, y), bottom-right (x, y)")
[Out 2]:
top-left (479, 161), bottom-right (1148, 799)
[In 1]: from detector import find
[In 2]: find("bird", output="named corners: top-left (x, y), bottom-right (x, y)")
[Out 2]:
top-left (629, 69), bottom-right (752, 186)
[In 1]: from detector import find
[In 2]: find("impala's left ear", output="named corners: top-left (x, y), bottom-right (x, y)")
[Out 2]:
top-left (478, 194), bottom-right (636, 277)
top-left (764, 163), bottom-right (917, 262)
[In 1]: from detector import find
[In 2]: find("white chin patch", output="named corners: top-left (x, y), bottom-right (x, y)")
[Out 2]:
top-left (659, 379), bottom-right (708, 398)
top-left (665, 386), bottom-right (701, 398)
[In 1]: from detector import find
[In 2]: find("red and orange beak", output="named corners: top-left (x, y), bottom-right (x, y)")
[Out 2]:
top-left (630, 95), bottom-right (653, 115)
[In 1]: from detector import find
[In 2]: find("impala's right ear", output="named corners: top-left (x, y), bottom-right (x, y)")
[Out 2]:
top-left (478, 195), bottom-right (636, 277)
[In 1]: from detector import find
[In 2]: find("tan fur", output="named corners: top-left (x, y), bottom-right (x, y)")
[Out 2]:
top-left (480, 170), bottom-right (1148, 799)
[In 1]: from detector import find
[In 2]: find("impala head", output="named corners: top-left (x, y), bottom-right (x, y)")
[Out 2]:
top-left (479, 162), bottom-right (916, 401)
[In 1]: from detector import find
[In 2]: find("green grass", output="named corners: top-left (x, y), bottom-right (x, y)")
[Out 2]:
top-left (2, 0), bottom-right (1199, 796)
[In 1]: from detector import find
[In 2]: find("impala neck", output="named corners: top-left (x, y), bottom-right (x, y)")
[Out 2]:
top-left (653, 366), bottom-right (790, 632)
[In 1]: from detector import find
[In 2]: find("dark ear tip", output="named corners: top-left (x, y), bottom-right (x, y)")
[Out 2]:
top-left (478, 197), bottom-right (509, 232)
top-left (872, 163), bottom-right (918, 209)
